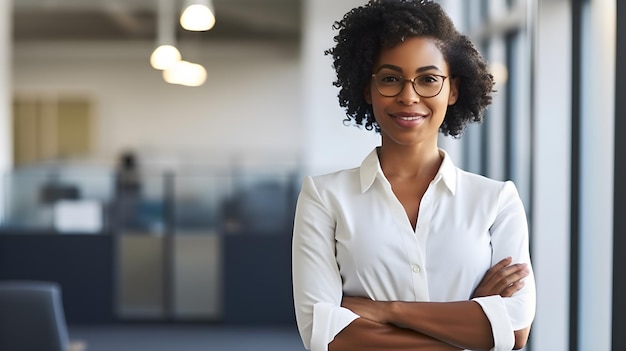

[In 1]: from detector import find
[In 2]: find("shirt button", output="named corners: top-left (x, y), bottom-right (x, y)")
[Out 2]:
top-left (412, 265), bottom-right (421, 273)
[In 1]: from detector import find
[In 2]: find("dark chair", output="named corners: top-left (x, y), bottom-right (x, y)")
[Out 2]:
top-left (0, 281), bottom-right (70, 351)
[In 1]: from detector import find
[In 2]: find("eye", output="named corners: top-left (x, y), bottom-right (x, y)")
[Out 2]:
top-left (417, 74), bottom-right (442, 85)
top-left (375, 73), bottom-right (404, 88)
top-left (379, 75), bottom-right (401, 83)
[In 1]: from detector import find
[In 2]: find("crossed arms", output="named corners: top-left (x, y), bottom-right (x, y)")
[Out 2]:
top-left (330, 257), bottom-right (531, 351)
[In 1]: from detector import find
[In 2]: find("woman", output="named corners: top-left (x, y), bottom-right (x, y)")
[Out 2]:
top-left (292, 1), bottom-right (536, 350)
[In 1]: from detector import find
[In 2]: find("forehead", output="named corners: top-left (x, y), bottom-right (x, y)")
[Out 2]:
top-left (374, 36), bottom-right (448, 72)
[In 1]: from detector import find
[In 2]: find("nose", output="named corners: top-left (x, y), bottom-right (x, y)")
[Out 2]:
top-left (396, 79), bottom-right (421, 105)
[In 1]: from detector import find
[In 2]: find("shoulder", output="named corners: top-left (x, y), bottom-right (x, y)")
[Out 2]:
top-left (456, 169), bottom-right (521, 204)
top-left (458, 169), bottom-right (503, 187)
top-left (304, 166), bottom-right (361, 194)
top-left (451, 171), bottom-right (526, 225)
top-left (298, 148), bottom-right (378, 203)
top-left (295, 167), bottom-right (362, 217)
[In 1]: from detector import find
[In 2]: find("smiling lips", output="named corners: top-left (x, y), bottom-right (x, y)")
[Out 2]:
top-left (392, 111), bottom-right (427, 118)
top-left (396, 116), bottom-right (423, 121)
top-left (390, 112), bottom-right (427, 127)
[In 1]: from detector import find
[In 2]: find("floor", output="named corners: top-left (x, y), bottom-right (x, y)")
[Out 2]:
top-left (68, 324), bottom-right (307, 351)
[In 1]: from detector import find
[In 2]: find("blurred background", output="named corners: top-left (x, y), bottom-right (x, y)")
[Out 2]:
top-left (0, 0), bottom-right (622, 350)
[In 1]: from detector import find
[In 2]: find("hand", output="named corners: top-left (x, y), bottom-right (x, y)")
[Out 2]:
top-left (341, 296), bottom-right (390, 324)
top-left (471, 257), bottom-right (529, 299)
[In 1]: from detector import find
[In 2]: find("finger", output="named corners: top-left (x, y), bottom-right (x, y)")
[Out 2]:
top-left (500, 280), bottom-right (526, 297)
top-left (499, 266), bottom-right (530, 290)
top-left (491, 257), bottom-right (513, 272)
top-left (483, 257), bottom-right (513, 282)
top-left (507, 264), bottom-right (530, 279)
top-left (482, 258), bottom-right (517, 288)
top-left (498, 263), bottom-right (529, 281)
top-left (494, 266), bottom-right (529, 292)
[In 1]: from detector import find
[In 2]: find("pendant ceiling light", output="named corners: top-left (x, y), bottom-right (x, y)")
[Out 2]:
top-left (150, 44), bottom-right (181, 70)
top-left (150, 0), bottom-right (181, 70)
top-left (163, 60), bottom-right (207, 87)
top-left (180, 0), bottom-right (216, 31)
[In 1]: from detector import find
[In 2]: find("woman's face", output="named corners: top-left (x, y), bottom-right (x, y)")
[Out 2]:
top-left (365, 36), bottom-right (458, 148)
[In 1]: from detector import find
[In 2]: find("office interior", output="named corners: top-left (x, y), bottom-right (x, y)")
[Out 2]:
top-left (0, 0), bottom-right (623, 350)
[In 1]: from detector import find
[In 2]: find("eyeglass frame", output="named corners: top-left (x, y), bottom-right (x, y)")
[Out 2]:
top-left (370, 72), bottom-right (450, 98)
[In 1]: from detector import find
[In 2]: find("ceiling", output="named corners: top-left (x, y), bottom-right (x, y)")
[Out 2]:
top-left (13, 0), bottom-right (302, 43)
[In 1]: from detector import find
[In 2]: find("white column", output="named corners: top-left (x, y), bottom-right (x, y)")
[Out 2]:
top-left (578, 0), bottom-right (615, 349)
top-left (301, 0), bottom-right (379, 176)
top-left (485, 36), bottom-right (507, 181)
top-left (437, 0), bottom-right (465, 163)
top-left (531, 1), bottom-right (571, 350)
top-left (0, 0), bottom-right (13, 222)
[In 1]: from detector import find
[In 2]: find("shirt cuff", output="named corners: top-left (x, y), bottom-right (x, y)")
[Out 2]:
top-left (472, 295), bottom-right (514, 351)
top-left (310, 302), bottom-right (360, 351)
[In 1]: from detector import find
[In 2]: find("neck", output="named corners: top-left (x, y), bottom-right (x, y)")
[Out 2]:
top-left (378, 142), bottom-right (442, 179)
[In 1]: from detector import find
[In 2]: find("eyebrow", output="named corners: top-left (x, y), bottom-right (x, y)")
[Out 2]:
top-left (375, 64), bottom-right (443, 74)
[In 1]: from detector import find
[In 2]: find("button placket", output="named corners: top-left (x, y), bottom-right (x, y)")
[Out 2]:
top-left (415, 185), bottom-right (434, 237)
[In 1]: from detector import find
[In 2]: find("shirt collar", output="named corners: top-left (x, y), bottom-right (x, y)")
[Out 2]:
top-left (433, 148), bottom-right (457, 195)
top-left (359, 148), bottom-right (382, 193)
top-left (359, 147), bottom-right (457, 195)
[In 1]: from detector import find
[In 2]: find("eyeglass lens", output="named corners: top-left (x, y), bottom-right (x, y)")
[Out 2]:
top-left (373, 71), bottom-right (446, 98)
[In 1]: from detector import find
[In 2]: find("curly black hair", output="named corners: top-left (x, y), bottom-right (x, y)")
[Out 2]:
top-left (325, 0), bottom-right (494, 137)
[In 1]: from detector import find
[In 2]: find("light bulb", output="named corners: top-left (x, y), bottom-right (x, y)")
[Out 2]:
top-left (180, 3), bottom-right (215, 31)
top-left (150, 45), bottom-right (181, 70)
top-left (163, 60), bottom-right (207, 87)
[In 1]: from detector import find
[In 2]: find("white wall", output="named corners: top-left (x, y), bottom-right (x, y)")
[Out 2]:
top-left (13, 40), bottom-right (303, 171)
top-left (301, 0), bottom-right (380, 176)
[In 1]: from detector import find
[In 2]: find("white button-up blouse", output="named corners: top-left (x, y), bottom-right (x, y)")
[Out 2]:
top-left (292, 148), bottom-right (536, 351)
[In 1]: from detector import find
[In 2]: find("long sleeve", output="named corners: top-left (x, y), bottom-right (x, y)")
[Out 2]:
top-left (472, 181), bottom-right (536, 351)
top-left (292, 176), bottom-right (359, 351)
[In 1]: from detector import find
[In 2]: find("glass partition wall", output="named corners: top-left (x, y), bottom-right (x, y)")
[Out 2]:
top-left (0, 164), bottom-right (300, 323)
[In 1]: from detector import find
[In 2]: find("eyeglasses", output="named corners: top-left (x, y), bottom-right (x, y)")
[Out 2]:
top-left (371, 71), bottom-right (449, 98)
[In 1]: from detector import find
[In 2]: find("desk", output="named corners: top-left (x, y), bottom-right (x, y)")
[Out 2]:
top-left (221, 233), bottom-right (294, 324)
top-left (0, 231), bottom-right (295, 325)
top-left (0, 232), bottom-right (115, 324)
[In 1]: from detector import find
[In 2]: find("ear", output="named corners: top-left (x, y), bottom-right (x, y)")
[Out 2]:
top-left (447, 76), bottom-right (459, 106)
top-left (364, 83), bottom-right (372, 104)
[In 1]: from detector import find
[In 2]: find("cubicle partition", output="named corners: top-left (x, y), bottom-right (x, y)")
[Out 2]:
top-left (0, 166), bottom-right (299, 326)
top-left (0, 232), bottom-right (116, 324)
